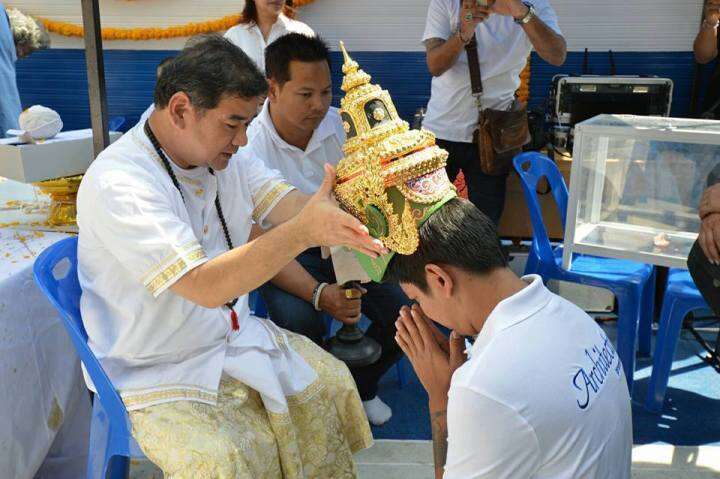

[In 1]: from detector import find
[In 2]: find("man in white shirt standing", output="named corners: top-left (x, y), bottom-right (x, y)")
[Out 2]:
top-left (422, 0), bottom-right (566, 224)
top-left (242, 33), bottom-right (411, 426)
top-left (77, 35), bottom-right (380, 477)
top-left (388, 199), bottom-right (632, 478)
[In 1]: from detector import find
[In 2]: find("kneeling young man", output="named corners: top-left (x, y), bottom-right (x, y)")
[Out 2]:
top-left (387, 199), bottom-right (632, 479)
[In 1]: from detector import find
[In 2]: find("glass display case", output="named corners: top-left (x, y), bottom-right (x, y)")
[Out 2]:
top-left (563, 114), bottom-right (720, 270)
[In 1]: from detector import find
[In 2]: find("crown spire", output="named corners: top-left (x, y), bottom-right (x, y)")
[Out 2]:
top-left (339, 41), bottom-right (371, 93)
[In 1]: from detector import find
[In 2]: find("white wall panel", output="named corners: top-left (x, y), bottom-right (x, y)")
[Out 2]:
top-left (4, 0), bottom-right (709, 52)
top-left (552, 0), bottom-right (704, 52)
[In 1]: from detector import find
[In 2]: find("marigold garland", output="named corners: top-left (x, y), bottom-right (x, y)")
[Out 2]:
top-left (35, 0), bottom-right (316, 41)
top-left (517, 59), bottom-right (531, 103)
top-left (30, 0), bottom-right (531, 100)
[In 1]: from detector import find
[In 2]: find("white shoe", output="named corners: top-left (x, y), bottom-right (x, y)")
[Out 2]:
top-left (363, 396), bottom-right (392, 426)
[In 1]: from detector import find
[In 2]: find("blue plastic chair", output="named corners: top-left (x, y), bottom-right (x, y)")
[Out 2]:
top-left (33, 237), bottom-right (143, 479)
top-left (645, 269), bottom-right (709, 413)
top-left (108, 116), bottom-right (126, 132)
top-left (514, 152), bottom-right (656, 393)
top-left (249, 289), bottom-right (268, 317)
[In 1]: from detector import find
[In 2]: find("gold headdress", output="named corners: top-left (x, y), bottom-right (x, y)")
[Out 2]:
top-left (334, 42), bottom-right (456, 282)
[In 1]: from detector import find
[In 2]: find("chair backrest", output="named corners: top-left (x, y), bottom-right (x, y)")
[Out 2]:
top-left (513, 152), bottom-right (570, 264)
top-left (33, 237), bottom-right (131, 438)
top-left (108, 116), bottom-right (126, 132)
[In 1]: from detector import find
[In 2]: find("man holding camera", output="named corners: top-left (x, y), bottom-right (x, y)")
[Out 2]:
top-left (422, 0), bottom-right (566, 224)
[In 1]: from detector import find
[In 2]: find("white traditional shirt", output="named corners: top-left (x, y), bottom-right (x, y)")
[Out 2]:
top-left (76, 123), bottom-right (318, 413)
top-left (422, 0), bottom-right (562, 143)
top-left (138, 104), bottom-right (154, 125)
top-left (444, 275), bottom-right (632, 479)
top-left (224, 14), bottom-right (315, 72)
top-left (244, 101), bottom-right (345, 194)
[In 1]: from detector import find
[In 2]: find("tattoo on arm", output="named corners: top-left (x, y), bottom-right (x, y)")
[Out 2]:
top-left (424, 37), bottom-right (446, 52)
top-left (431, 409), bottom-right (448, 479)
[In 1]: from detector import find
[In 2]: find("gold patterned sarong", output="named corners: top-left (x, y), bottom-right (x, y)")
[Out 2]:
top-left (128, 332), bottom-right (373, 478)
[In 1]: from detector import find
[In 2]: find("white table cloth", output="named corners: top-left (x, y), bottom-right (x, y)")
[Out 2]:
top-left (0, 176), bottom-right (90, 478)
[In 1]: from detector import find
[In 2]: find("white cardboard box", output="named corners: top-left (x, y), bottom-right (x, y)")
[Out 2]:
top-left (0, 129), bottom-right (121, 183)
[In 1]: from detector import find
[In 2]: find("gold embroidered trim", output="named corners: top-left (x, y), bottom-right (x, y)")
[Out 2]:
top-left (252, 182), bottom-right (294, 224)
top-left (146, 247), bottom-right (207, 295)
top-left (286, 379), bottom-right (325, 406)
top-left (122, 386), bottom-right (217, 408)
top-left (141, 241), bottom-right (201, 285)
top-left (252, 180), bottom-right (276, 207)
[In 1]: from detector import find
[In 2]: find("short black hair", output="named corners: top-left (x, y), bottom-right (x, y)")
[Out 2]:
top-left (384, 198), bottom-right (508, 291)
top-left (265, 33), bottom-right (331, 85)
top-left (154, 34), bottom-right (267, 110)
top-left (156, 56), bottom-right (175, 78)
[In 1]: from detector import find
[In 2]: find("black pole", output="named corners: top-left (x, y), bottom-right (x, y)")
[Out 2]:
top-left (80, 0), bottom-right (109, 158)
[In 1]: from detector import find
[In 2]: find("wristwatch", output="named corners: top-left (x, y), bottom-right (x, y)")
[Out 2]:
top-left (702, 18), bottom-right (720, 30)
top-left (514, 2), bottom-right (536, 25)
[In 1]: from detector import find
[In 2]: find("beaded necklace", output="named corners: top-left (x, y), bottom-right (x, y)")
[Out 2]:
top-left (144, 121), bottom-right (240, 330)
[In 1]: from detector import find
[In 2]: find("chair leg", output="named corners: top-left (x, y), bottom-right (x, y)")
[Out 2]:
top-left (87, 401), bottom-right (111, 479)
top-left (524, 248), bottom-right (540, 276)
top-left (616, 288), bottom-right (641, 396)
top-left (645, 296), bottom-right (686, 414)
top-left (105, 455), bottom-right (130, 479)
top-left (638, 269), bottom-right (656, 358)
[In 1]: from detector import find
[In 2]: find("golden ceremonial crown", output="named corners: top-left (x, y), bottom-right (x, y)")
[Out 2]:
top-left (334, 42), bottom-right (457, 282)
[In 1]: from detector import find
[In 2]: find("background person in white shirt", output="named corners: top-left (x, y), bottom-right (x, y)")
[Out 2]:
top-left (387, 199), bottom-right (632, 479)
top-left (422, 0), bottom-right (565, 224)
top-left (224, 0), bottom-right (314, 73)
top-left (77, 35), bottom-right (382, 477)
top-left (243, 33), bottom-right (411, 426)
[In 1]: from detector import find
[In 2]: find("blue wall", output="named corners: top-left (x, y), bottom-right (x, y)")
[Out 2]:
top-left (16, 49), bottom-right (712, 132)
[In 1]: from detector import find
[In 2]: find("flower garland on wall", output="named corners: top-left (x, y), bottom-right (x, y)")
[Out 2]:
top-left (40, 13), bottom-right (244, 41)
top-left (24, 1), bottom-right (317, 41)
top-left (15, 0), bottom-right (532, 100)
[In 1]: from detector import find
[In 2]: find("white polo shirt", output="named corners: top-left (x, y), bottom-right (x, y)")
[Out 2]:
top-left (422, 0), bottom-right (562, 143)
top-left (444, 275), bottom-right (632, 479)
top-left (224, 14), bottom-right (315, 72)
top-left (244, 101), bottom-right (345, 194)
top-left (76, 123), bottom-right (322, 414)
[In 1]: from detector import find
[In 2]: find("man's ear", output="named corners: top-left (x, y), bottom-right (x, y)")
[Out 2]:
top-left (425, 263), bottom-right (454, 299)
top-left (166, 92), bottom-right (193, 130)
top-left (267, 79), bottom-right (282, 103)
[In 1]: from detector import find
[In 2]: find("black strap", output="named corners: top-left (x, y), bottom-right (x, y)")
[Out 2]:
top-left (465, 33), bottom-right (483, 97)
top-left (143, 121), bottom-right (238, 309)
top-left (462, 0), bottom-right (483, 98)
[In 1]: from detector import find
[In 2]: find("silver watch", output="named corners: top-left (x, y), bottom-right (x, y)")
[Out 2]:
top-left (514, 2), bottom-right (536, 25)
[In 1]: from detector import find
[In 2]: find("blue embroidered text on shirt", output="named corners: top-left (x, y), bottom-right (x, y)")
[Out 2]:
top-left (572, 334), bottom-right (621, 410)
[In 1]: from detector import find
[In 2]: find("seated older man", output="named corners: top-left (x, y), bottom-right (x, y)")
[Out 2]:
top-left (77, 35), bottom-right (377, 477)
